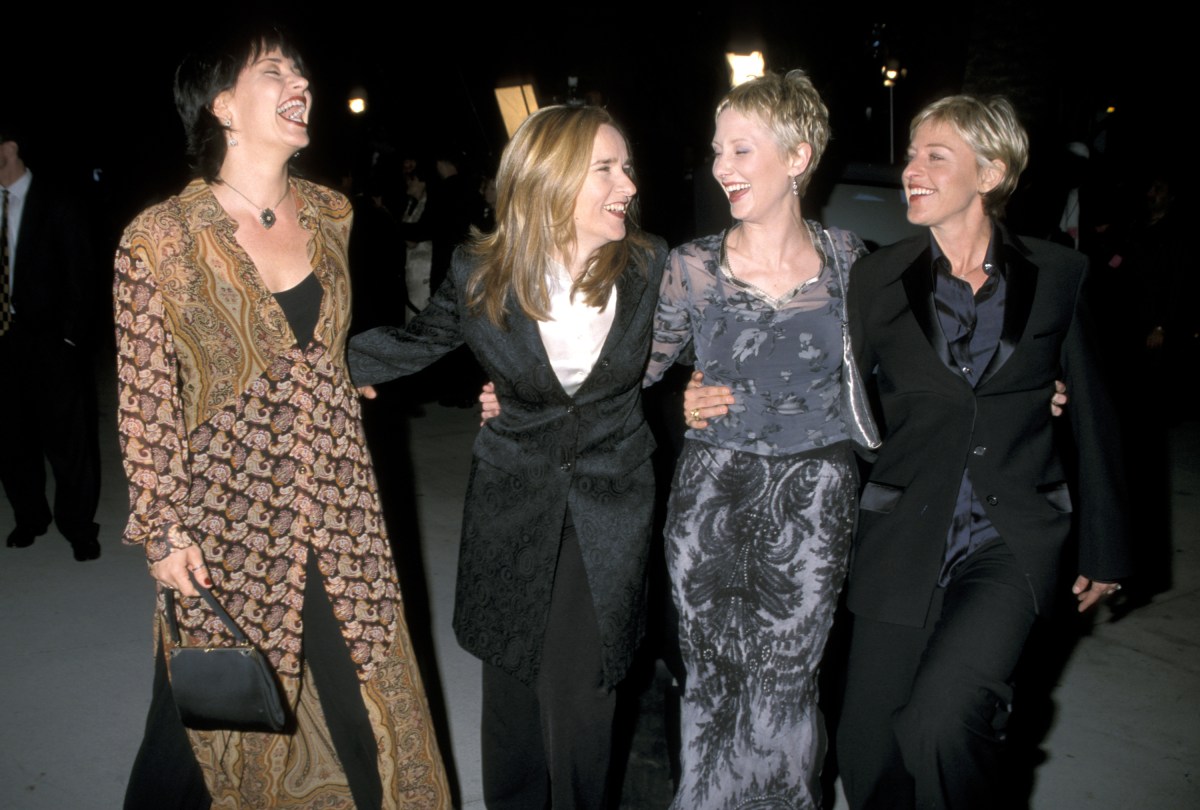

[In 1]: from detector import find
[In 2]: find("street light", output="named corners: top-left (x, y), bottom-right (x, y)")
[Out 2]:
top-left (726, 51), bottom-right (765, 88)
top-left (881, 60), bottom-right (905, 164)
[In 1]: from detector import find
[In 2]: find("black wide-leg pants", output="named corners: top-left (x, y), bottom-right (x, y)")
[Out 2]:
top-left (124, 552), bottom-right (382, 810)
top-left (837, 539), bottom-right (1038, 810)
top-left (481, 515), bottom-right (616, 810)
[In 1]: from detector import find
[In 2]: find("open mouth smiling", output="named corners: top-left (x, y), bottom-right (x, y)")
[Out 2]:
top-left (277, 97), bottom-right (307, 124)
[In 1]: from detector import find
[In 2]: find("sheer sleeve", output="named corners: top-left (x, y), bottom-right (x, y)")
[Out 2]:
top-left (113, 221), bottom-right (196, 563)
top-left (644, 245), bottom-right (695, 386)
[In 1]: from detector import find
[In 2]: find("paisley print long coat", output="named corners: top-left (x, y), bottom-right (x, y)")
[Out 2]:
top-left (350, 236), bottom-right (668, 687)
top-left (114, 178), bottom-right (447, 808)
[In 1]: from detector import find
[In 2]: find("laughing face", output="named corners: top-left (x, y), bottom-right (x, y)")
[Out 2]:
top-left (213, 47), bottom-right (311, 157)
top-left (904, 119), bottom-right (1001, 231)
top-left (711, 108), bottom-right (810, 223)
top-left (572, 124), bottom-right (636, 261)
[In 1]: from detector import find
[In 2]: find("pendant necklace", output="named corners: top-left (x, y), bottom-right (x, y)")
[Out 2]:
top-left (218, 177), bottom-right (291, 229)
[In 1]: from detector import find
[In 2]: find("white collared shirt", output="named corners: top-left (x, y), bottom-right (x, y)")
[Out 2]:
top-left (2, 169), bottom-right (32, 295)
top-left (536, 260), bottom-right (616, 397)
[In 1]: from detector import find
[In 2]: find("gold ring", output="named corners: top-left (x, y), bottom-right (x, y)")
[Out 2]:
top-left (689, 409), bottom-right (701, 422)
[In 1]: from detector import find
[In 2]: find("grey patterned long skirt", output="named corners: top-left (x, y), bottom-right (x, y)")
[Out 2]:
top-left (666, 440), bottom-right (858, 810)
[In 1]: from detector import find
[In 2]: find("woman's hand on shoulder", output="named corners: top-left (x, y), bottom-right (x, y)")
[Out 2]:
top-left (684, 370), bottom-right (735, 429)
top-left (149, 545), bottom-right (212, 598)
top-left (479, 381), bottom-right (500, 426)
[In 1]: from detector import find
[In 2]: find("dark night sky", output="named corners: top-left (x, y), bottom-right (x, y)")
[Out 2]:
top-left (7, 5), bottom-right (1183, 242)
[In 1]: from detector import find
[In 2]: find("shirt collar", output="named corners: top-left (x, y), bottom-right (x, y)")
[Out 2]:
top-left (929, 221), bottom-right (1001, 280)
top-left (3, 168), bottom-right (32, 196)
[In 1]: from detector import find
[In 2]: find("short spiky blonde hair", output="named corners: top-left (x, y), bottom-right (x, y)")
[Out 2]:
top-left (910, 95), bottom-right (1029, 217)
top-left (715, 69), bottom-right (830, 193)
top-left (466, 105), bottom-right (649, 327)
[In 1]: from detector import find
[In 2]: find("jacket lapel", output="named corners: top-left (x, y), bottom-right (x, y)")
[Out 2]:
top-left (978, 226), bottom-right (1038, 387)
top-left (571, 254), bottom-right (647, 399)
top-left (596, 260), bottom-right (645, 361)
top-left (12, 178), bottom-right (46, 275)
top-left (900, 246), bottom-right (954, 372)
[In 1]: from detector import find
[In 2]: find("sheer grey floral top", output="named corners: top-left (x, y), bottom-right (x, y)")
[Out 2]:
top-left (646, 222), bottom-right (868, 456)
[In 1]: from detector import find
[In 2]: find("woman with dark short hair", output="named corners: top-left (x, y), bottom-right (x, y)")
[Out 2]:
top-left (116, 24), bottom-right (449, 810)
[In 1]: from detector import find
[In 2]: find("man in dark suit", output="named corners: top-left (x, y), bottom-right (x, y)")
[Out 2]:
top-left (836, 97), bottom-right (1131, 810)
top-left (0, 126), bottom-right (101, 560)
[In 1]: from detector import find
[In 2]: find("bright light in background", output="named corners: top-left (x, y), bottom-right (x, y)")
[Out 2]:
top-left (726, 52), bottom-right (765, 88)
top-left (347, 87), bottom-right (368, 115)
top-left (495, 84), bottom-right (539, 139)
top-left (881, 61), bottom-right (906, 87)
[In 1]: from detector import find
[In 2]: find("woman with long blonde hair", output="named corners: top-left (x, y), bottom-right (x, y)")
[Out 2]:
top-left (350, 105), bottom-right (668, 808)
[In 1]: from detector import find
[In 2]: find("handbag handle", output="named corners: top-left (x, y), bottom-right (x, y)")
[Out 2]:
top-left (823, 228), bottom-right (851, 327)
top-left (164, 571), bottom-right (250, 647)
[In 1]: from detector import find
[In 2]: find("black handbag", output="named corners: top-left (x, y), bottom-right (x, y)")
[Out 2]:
top-left (164, 574), bottom-right (287, 732)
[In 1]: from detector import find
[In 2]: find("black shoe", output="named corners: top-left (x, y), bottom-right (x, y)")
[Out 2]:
top-left (69, 527), bottom-right (102, 562)
top-left (6, 524), bottom-right (49, 548)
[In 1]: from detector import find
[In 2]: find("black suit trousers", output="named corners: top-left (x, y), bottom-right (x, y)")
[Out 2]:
top-left (0, 326), bottom-right (99, 542)
top-left (837, 539), bottom-right (1037, 810)
top-left (480, 515), bottom-right (616, 810)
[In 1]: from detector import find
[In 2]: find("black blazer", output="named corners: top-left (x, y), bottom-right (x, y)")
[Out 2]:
top-left (350, 236), bottom-right (668, 686)
top-left (10, 175), bottom-right (93, 347)
top-left (846, 226), bottom-right (1131, 627)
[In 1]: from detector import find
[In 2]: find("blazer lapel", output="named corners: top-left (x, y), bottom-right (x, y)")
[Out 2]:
top-left (12, 178), bottom-right (47, 275)
top-left (596, 261), bottom-right (645, 361)
top-left (570, 257), bottom-right (647, 399)
top-left (978, 228), bottom-right (1038, 387)
top-left (509, 302), bottom-right (569, 395)
top-left (900, 246), bottom-right (955, 372)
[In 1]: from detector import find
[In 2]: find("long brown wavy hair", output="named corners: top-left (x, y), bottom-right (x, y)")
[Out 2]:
top-left (465, 105), bottom-right (652, 328)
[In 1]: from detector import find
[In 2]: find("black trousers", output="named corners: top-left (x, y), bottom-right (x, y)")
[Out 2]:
top-left (481, 518), bottom-right (616, 810)
top-left (0, 330), bottom-right (99, 544)
top-left (124, 552), bottom-right (381, 809)
top-left (837, 539), bottom-right (1038, 810)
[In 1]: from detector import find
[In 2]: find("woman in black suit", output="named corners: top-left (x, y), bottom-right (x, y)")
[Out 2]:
top-left (835, 95), bottom-right (1132, 810)
top-left (349, 105), bottom-right (667, 809)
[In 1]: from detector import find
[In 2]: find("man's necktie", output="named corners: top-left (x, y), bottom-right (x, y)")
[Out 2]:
top-left (1, 188), bottom-right (12, 336)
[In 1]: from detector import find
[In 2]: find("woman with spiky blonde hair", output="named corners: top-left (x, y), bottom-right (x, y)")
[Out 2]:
top-left (653, 69), bottom-right (870, 810)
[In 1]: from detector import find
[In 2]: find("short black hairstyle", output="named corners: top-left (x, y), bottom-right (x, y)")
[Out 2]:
top-left (0, 120), bottom-right (26, 147)
top-left (174, 23), bottom-right (307, 182)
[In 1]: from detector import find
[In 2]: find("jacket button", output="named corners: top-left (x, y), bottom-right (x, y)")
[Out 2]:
top-left (972, 446), bottom-right (987, 456)
top-left (986, 494), bottom-right (999, 505)
top-left (566, 405), bottom-right (577, 415)
top-left (560, 462), bottom-right (572, 473)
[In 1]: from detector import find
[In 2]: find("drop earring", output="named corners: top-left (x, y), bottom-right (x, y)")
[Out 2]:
top-left (791, 175), bottom-right (800, 196)
top-left (223, 118), bottom-right (237, 147)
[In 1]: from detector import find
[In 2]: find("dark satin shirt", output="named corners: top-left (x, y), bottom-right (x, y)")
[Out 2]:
top-left (931, 230), bottom-right (1005, 585)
